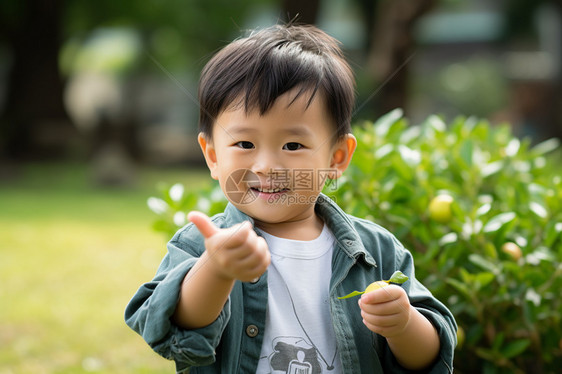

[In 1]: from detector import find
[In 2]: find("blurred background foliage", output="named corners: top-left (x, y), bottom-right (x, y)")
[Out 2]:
top-left (1, 0), bottom-right (562, 372)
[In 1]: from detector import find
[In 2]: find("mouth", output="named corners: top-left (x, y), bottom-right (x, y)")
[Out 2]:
top-left (250, 186), bottom-right (290, 194)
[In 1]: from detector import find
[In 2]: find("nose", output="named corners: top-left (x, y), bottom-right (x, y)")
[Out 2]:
top-left (250, 150), bottom-right (281, 176)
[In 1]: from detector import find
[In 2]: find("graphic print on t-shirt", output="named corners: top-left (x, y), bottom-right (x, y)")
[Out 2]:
top-left (267, 337), bottom-right (320, 374)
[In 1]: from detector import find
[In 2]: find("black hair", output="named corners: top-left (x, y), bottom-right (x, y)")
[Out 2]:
top-left (198, 24), bottom-right (355, 140)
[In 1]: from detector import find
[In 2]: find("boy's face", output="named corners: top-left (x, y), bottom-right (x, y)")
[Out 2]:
top-left (198, 90), bottom-right (356, 232)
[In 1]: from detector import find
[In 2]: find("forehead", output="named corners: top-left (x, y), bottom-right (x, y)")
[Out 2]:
top-left (213, 90), bottom-right (334, 137)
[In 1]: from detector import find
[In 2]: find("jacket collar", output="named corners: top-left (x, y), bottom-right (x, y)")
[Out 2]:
top-left (222, 193), bottom-right (377, 267)
top-left (315, 194), bottom-right (377, 267)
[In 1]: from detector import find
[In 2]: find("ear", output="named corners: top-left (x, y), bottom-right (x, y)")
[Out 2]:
top-left (197, 133), bottom-right (219, 180)
top-left (329, 134), bottom-right (357, 179)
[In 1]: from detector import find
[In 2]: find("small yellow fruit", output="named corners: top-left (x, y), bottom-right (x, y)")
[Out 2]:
top-left (364, 280), bottom-right (389, 294)
top-left (501, 242), bottom-right (522, 261)
top-left (429, 194), bottom-right (454, 223)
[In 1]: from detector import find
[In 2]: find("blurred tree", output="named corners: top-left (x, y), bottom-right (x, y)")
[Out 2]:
top-left (357, 0), bottom-right (435, 116)
top-left (0, 0), bottom-right (75, 160)
top-left (281, 0), bottom-right (320, 24)
top-left (0, 0), bottom-right (276, 162)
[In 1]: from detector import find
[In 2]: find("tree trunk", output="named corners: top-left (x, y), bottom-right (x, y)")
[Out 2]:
top-left (281, 0), bottom-right (321, 25)
top-left (0, 0), bottom-right (76, 161)
top-left (365, 0), bottom-right (435, 116)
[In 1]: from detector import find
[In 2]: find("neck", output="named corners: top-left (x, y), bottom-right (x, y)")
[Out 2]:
top-left (254, 213), bottom-right (324, 240)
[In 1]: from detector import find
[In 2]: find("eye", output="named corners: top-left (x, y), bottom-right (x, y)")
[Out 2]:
top-left (235, 141), bottom-right (254, 149)
top-left (283, 142), bottom-right (303, 151)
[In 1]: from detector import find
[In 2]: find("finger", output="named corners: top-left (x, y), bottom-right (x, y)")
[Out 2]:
top-left (188, 211), bottom-right (219, 239)
top-left (360, 285), bottom-right (402, 304)
top-left (361, 311), bottom-right (400, 328)
top-left (222, 221), bottom-right (254, 247)
top-left (362, 319), bottom-right (400, 336)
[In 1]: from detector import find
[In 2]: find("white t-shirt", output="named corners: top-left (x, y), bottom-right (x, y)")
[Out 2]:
top-left (255, 224), bottom-right (342, 374)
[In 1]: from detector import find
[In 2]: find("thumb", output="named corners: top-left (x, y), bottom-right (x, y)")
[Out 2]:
top-left (188, 211), bottom-right (219, 239)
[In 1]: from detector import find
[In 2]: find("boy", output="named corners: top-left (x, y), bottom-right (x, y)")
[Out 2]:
top-left (125, 24), bottom-right (456, 373)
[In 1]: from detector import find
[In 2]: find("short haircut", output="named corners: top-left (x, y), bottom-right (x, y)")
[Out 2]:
top-left (198, 24), bottom-right (355, 140)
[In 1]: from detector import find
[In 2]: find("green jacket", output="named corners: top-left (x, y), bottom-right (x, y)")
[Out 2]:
top-left (125, 194), bottom-right (456, 373)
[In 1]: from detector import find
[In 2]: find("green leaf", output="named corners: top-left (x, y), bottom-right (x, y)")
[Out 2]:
top-left (531, 138), bottom-right (560, 156)
top-left (492, 332), bottom-right (505, 351)
top-left (388, 270), bottom-right (409, 284)
top-left (500, 339), bottom-right (531, 358)
top-left (337, 290), bottom-right (365, 300)
top-left (468, 254), bottom-right (499, 274)
top-left (505, 138), bottom-right (520, 157)
top-left (474, 272), bottom-right (495, 288)
top-left (446, 278), bottom-right (472, 300)
top-left (374, 108), bottom-right (403, 138)
top-left (483, 212), bottom-right (516, 233)
top-left (481, 161), bottom-right (503, 178)
top-left (460, 140), bottom-right (473, 167)
top-left (427, 115), bottom-right (447, 133)
top-left (439, 232), bottom-right (458, 246)
top-left (338, 271), bottom-right (408, 299)
top-left (529, 201), bottom-right (547, 219)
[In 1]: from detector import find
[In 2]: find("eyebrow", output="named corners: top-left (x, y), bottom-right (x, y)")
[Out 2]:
top-left (281, 127), bottom-right (312, 137)
top-left (229, 126), bottom-right (313, 137)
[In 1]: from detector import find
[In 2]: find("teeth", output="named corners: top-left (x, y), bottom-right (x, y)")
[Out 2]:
top-left (255, 187), bottom-right (283, 193)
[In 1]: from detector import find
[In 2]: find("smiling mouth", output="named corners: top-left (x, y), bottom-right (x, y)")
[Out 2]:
top-left (250, 187), bottom-right (290, 194)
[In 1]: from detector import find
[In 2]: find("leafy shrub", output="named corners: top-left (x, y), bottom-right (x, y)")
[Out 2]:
top-left (148, 109), bottom-right (562, 373)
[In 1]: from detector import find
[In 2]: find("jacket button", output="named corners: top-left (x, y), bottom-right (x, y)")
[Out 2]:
top-left (246, 324), bottom-right (259, 337)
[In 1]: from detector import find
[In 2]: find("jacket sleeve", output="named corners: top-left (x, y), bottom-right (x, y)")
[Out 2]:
top-left (124, 224), bottom-right (231, 372)
top-left (380, 237), bottom-right (457, 373)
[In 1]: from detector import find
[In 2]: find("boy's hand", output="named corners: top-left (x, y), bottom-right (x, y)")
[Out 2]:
top-left (188, 211), bottom-right (270, 283)
top-left (358, 285), bottom-right (412, 338)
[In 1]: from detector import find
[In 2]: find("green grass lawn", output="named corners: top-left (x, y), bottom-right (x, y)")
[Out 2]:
top-left (0, 162), bottom-right (211, 373)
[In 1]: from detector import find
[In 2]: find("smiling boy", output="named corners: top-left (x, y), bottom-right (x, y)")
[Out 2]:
top-left (125, 24), bottom-right (456, 373)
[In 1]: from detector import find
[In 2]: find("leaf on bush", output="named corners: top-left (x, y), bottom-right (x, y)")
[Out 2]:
top-left (196, 197), bottom-right (211, 213)
top-left (525, 289), bottom-right (541, 307)
top-left (528, 183), bottom-right (547, 197)
top-left (173, 211), bottom-right (186, 226)
top-left (398, 145), bottom-right (421, 167)
top-left (492, 332), bottom-right (505, 351)
top-left (505, 138), bottom-right (520, 157)
top-left (525, 247), bottom-right (555, 265)
top-left (374, 108), bottom-right (403, 138)
top-left (391, 156), bottom-right (413, 180)
top-left (483, 212), bottom-right (516, 233)
top-left (169, 183), bottom-right (185, 202)
top-left (375, 144), bottom-right (393, 159)
top-left (439, 232), bottom-right (458, 245)
top-left (480, 161), bottom-right (503, 178)
top-left (427, 115), bottom-right (447, 133)
top-left (500, 339), bottom-right (531, 359)
top-left (531, 138), bottom-right (560, 156)
top-left (476, 203), bottom-right (491, 216)
top-left (147, 197), bottom-right (169, 215)
top-left (400, 125), bottom-right (421, 144)
top-left (460, 140), bottom-right (473, 167)
top-left (545, 222), bottom-right (562, 247)
top-left (468, 254), bottom-right (499, 274)
top-left (529, 202), bottom-right (547, 219)
top-left (446, 278), bottom-right (472, 300)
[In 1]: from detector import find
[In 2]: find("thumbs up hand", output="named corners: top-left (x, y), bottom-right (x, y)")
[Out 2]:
top-left (188, 211), bottom-right (270, 283)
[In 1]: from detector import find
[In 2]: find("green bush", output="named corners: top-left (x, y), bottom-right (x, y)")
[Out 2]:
top-left (148, 110), bottom-right (562, 373)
